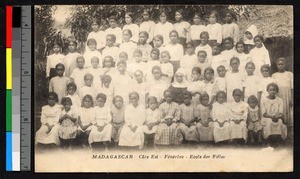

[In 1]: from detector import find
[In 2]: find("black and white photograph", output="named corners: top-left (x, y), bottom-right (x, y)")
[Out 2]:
top-left (34, 4), bottom-right (293, 172)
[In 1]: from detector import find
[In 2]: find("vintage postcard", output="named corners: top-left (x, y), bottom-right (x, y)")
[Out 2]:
top-left (34, 5), bottom-right (293, 172)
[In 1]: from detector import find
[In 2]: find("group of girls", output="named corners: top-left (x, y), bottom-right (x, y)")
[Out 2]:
top-left (37, 8), bottom-right (293, 150)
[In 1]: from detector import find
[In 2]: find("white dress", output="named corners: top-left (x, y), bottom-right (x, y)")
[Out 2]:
top-left (153, 21), bottom-right (174, 46)
top-left (188, 24), bottom-right (207, 41)
top-left (180, 54), bottom-right (198, 81)
top-left (88, 106), bottom-right (112, 144)
top-left (222, 23), bottom-right (239, 44)
top-left (118, 41), bottom-right (137, 60)
top-left (83, 50), bottom-right (102, 68)
top-left (35, 105), bottom-right (62, 145)
top-left (119, 104), bottom-right (146, 147)
top-left (70, 68), bottom-right (89, 89)
top-left (212, 102), bottom-right (231, 143)
top-left (46, 53), bottom-right (65, 77)
top-left (207, 23), bottom-right (222, 44)
top-left (195, 44), bottom-right (212, 63)
top-left (79, 86), bottom-right (97, 101)
top-left (143, 108), bottom-right (162, 134)
top-left (102, 46), bottom-right (119, 62)
top-left (225, 70), bottom-right (244, 102)
top-left (78, 107), bottom-right (95, 132)
top-left (164, 43), bottom-right (184, 62)
top-left (229, 101), bottom-right (248, 141)
top-left (174, 21), bottom-right (190, 39)
top-left (243, 75), bottom-right (260, 101)
top-left (123, 23), bottom-right (139, 43)
top-left (139, 20), bottom-right (155, 43)
top-left (249, 45), bottom-right (271, 77)
top-left (105, 27), bottom-right (122, 44)
top-left (86, 30), bottom-right (106, 50)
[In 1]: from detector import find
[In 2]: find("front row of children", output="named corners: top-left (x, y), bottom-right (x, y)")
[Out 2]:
top-left (36, 81), bottom-right (287, 150)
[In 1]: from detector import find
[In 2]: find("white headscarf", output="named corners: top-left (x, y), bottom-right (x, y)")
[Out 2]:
top-left (244, 25), bottom-right (258, 45)
top-left (172, 68), bottom-right (188, 88)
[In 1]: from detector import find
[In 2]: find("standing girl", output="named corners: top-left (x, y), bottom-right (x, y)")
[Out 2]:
top-left (137, 31), bottom-right (152, 62)
top-left (249, 35), bottom-right (271, 77)
top-left (206, 11), bottom-right (222, 45)
top-left (180, 42), bottom-right (198, 81)
top-left (153, 10), bottom-right (174, 46)
top-left (159, 51), bottom-right (174, 84)
top-left (65, 82), bottom-right (81, 108)
top-left (102, 34), bottom-right (119, 63)
top-left (222, 11), bottom-right (239, 45)
top-left (187, 67), bottom-right (203, 106)
top-left (221, 37), bottom-right (236, 69)
top-left (86, 19), bottom-right (106, 51)
top-left (164, 30), bottom-right (184, 73)
top-left (247, 95), bottom-right (263, 143)
top-left (234, 41), bottom-right (250, 76)
top-left (188, 13), bottom-right (207, 47)
top-left (110, 96), bottom-right (125, 146)
top-left (195, 31), bottom-right (212, 63)
top-left (173, 9), bottom-right (190, 47)
top-left (70, 56), bottom-right (89, 89)
top-left (83, 38), bottom-right (102, 68)
top-left (212, 91), bottom-right (231, 143)
top-left (105, 16), bottom-right (122, 45)
top-left (35, 92), bottom-right (61, 147)
top-left (63, 41), bottom-right (81, 77)
top-left (123, 12), bottom-right (139, 43)
top-left (272, 57), bottom-right (293, 130)
top-left (46, 43), bottom-right (65, 80)
top-left (202, 67), bottom-right (217, 106)
top-left (58, 97), bottom-right (78, 149)
top-left (243, 62), bottom-right (260, 101)
top-left (139, 9), bottom-right (155, 44)
top-left (119, 29), bottom-right (137, 60)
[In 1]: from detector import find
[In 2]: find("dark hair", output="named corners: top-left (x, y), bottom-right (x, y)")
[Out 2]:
top-left (245, 61), bottom-right (255, 69)
top-left (101, 74), bottom-right (112, 83)
top-left (194, 12), bottom-right (202, 18)
top-left (260, 64), bottom-right (270, 72)
top-left (197, 50), bottom-right (207, 57)
top-left (129, 91), bottom-right (140, 100)
top-left (230, 57), bottom-right (240, 65)
top-left (61, 97), bottom-right (72, 106)
top-left (209, 10), bottom-right (219, 21)
top-left (204, 67), bottom-right (214, 75)
top-left (175, 9), bottom-right (184, 16)
top-left (147, 96), bottom-right (158, 104)
top-left (108, 15), bottom-right (117, 21)
top-left (217, 65), bottom-right (226, 71)
top-left (106, 34), bottom-right (116, 42)
top-left (68, 40), bottom-right (78, 47)
top-left (151, 48), bottom-right (160, 54)
top-left (55, 63), bottom-right (65, 70)
top-left (235, 41), bottom-right (245, 49)
top-left (48, 92), bottom-right (59, 103)
top-left (182, 91), bottom-right (192, 99)
top-left (84, 73), bottom-right (93, 80)
top-left (119, 51), bottom-right (128, 58)
top-left (163, 89), bottom-right (172, 97)
top-left (134, 49), bottom-right (143, 56)
top-left (186, 41), bottom-right (194, 49)
top-left (200, 31), bottom-right (209, 39)
top-left (254, 35), bottom-right (264, 42)
top-left (192, 67), bottom-right (201, 75)
top-left (169, 30), bottom-right (179, 37)
top-left (96, 93), bottom-right (107, 103)
top-left (152, 65), bottom-right (162, 74)
top-left (247, 95), bottom-right (258, 104)
top-left (91, 18), bottom-right (100, 25)
top-left (139, 31), bottom-right (149, 39)
top-left (113, 95), bottom-right (123, 104)
top-left (154, 35), bottom-right (164, 43)
top-left (123, 29), bottom-right (133, 37)
top-left (267, 83), bottom-right (279, 93)
top-left (103, 56), bottom-right (114, 67)
top-left (81, 94), bottom-right (94, 107)
top-left (232, 88), bottom-right (243, 97)
top-left (67, 82), bottom-right (77, 91)
top-left (224, 37), bottom-right (234, 44)
top-left (276, 57), bottom-right (287, 64)
top-left (117, 60), bottom-right (127, 67)
top-left (161, 50), bottom-right (171, 58)
top-left (200, 91), bottom-right (210, 101)
top-left (91, 56), bottom-right (100, 63)
top-left (87, 38), bottom-right (97, 46)
top-left (125, 11), bottom-right (134, 19)
top-left (216, 91), bottom-right (227, 101)
top-left (76, 56), bottom-right (85, 63)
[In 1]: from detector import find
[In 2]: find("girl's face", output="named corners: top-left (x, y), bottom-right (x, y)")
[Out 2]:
top-left (159, 13), bottom-right (167, 23)
top-left (236, 44), bottom-right (245, 53)
top-left (104, 59), bottom-right (112, 68)
top-left (175, 12), bottom-right (182, 22)
top-left (200, 35), bottom-right (209, 45)
top-left (67, 86), bottom-right (76, 95)
top-left (254, 37), bottom-right (263, 48)
top-left (198, 53), bottom-right (206, 63)
top-left (217, 93), bottom-right (226, 104)
top-left (88, 42), bottom-right (97, 51)
top-left (109, 19), bottom-right (117, 28)
top-left (217, 68), bottom-right (226, 77)
top-left (63, 102), bottom-right (71, 111)
top-left (169, 32), bottom-right (178, 44)
top-left (149, 99), bottom-right (158, 110)
top-left (261, 67), bottom-right (270, 77)
top-left (117, 64), bottom-right (126, 74)
top-left (103, 80), bottom-right (111, 88)
top-left (139, 33), bottom-right (148, 45)
top-left (276, 60), bottom-right (286, 72)
top-left (84, 75), bottom-right (93, 86)
top-left (142, 11), bottom-right (150, 21)
top-left (175, 73), bottom-right (184, 83)
top-left (245, 31), bottom-right (252, 40)
top-left (230, 60), bottom-right (240, 71)
top-left (186, 45), bottom-right (194, 55)
top-left (53, 45), bottom-right (60, 53)
top-left (48, 96), bottom-right (56, 107)
top-left (91, 58), bottom-right (99, 68)
top-left (183, 95), bottom-right (191, 105)
top-left (245, 64), bottom-right (255, 75)
top-left (191, 70), bottom-right (200, 81)
top-left (68, 42), bottom-right (76, 52)
top-left (56, 66), bottom-right (64, 77)
top-left (193, 15), bottom-right (201, 25)
top-left (122, 31), bottom-right (131, 42)
top-left (267, 85), bottom-right (277, 97)
top-left (134, 71), bottom-right (143, 83)
top-left (212, 46), bottom-right (221, 55)
top-left (204, 70), bottom-right (213, 81)
top-left (225, 13), bottom-right (233, 23)
top-left (125, 14), bottom-right (132, 24)
top-left (129, 94), bottom-right (139, 106)
top-left (106, 36), bottom-right (114, 47)
top-left (161, 53), bottom-right (170, 63)
top-left (114, 97), bottom-right (123, 109)
top-left (119, 53), bottom-right (128, 61)
top-left (209, 14), bottom-right (217, 24)
top-left (164, 92), bottom-right (172, 103)
top-left (233, 92), bottom-right (242, 102)
top-left (153, 37), bottom-right (163, 48)
top-left (201, 95), bottom-right (209, 106)
top-left (83, 98), bottom-right (92, 108)
top-left (77, 58), bottom-right (85, 69)
top-left (133, 52), bottom-right (142, 63)
top-left (152, 69), bottom-right (162, 80)
top-left (224, 40), bottom-right (233, 50)
top-left (91, 22), bottom-right (99, 32)
top-left (96, 97), bottom-right (106, 107)
top-left (248, 100), bottom-right (257, 109)
top-left (150, 50), bottom-right (159, 60)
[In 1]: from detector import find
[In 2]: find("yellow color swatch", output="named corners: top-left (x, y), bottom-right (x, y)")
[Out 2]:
top-left (6, 48), bottom-right (12, 89)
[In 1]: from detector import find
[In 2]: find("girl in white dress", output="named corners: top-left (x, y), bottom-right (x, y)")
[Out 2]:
top-left (234, 41), bottom-right (250, 76)
top-left (35, 92), bottom-right (62, 147)
top-left (153, 10), bottom-right (174, 46)
top-left (65, 82), bottom-right (81, 108)
top-left (137, 31), bottom-right (152, 62)
top-left (173, 9), bottom-right (190, 47)
top-left (257, 65), bottom-right (275, 103)
top-left (187, 67), bottom-right (203, 106)
top-left (195, 31), bottom-right (212, 63)
top-left (105, 16), bottom-right (122, 45)
top-left (180, 42), bottom-right (198, 81)
top-left (83, 38), bottom-right (102, 68)
top-left (119, 29), bottom-right (137, 61)
top-left (102, 34), bottom-right (119, 63)
top-left (243, 62), bottom-right (260, 102)
top-left (86, 19), bottom-right (106, 51)
top-left (123, 12), bottom-right (139, 43)
top-left (206, 11), bottom-right (222, 45)
top-left (221, 37), bottom-right (236, 69)
top-left (46, 43), bottom-right (65, 80)
top-left (222, 11), bottom-right (239, 44)
top-left (70, 56), bottom-right (89, 89)
top-left (139, 9), bottom-right (155, 44)
top-left (188, 13), bottom-right (207, 47)
top-left (119, 92), bottom-right (146, 149)
top-left (63, 41), bottom-right (81, 77)
top-left (88, 93), bottom-right (112, 149)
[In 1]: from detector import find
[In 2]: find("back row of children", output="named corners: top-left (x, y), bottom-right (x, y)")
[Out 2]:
top-left (41, 9), bottom-right (293, 149)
